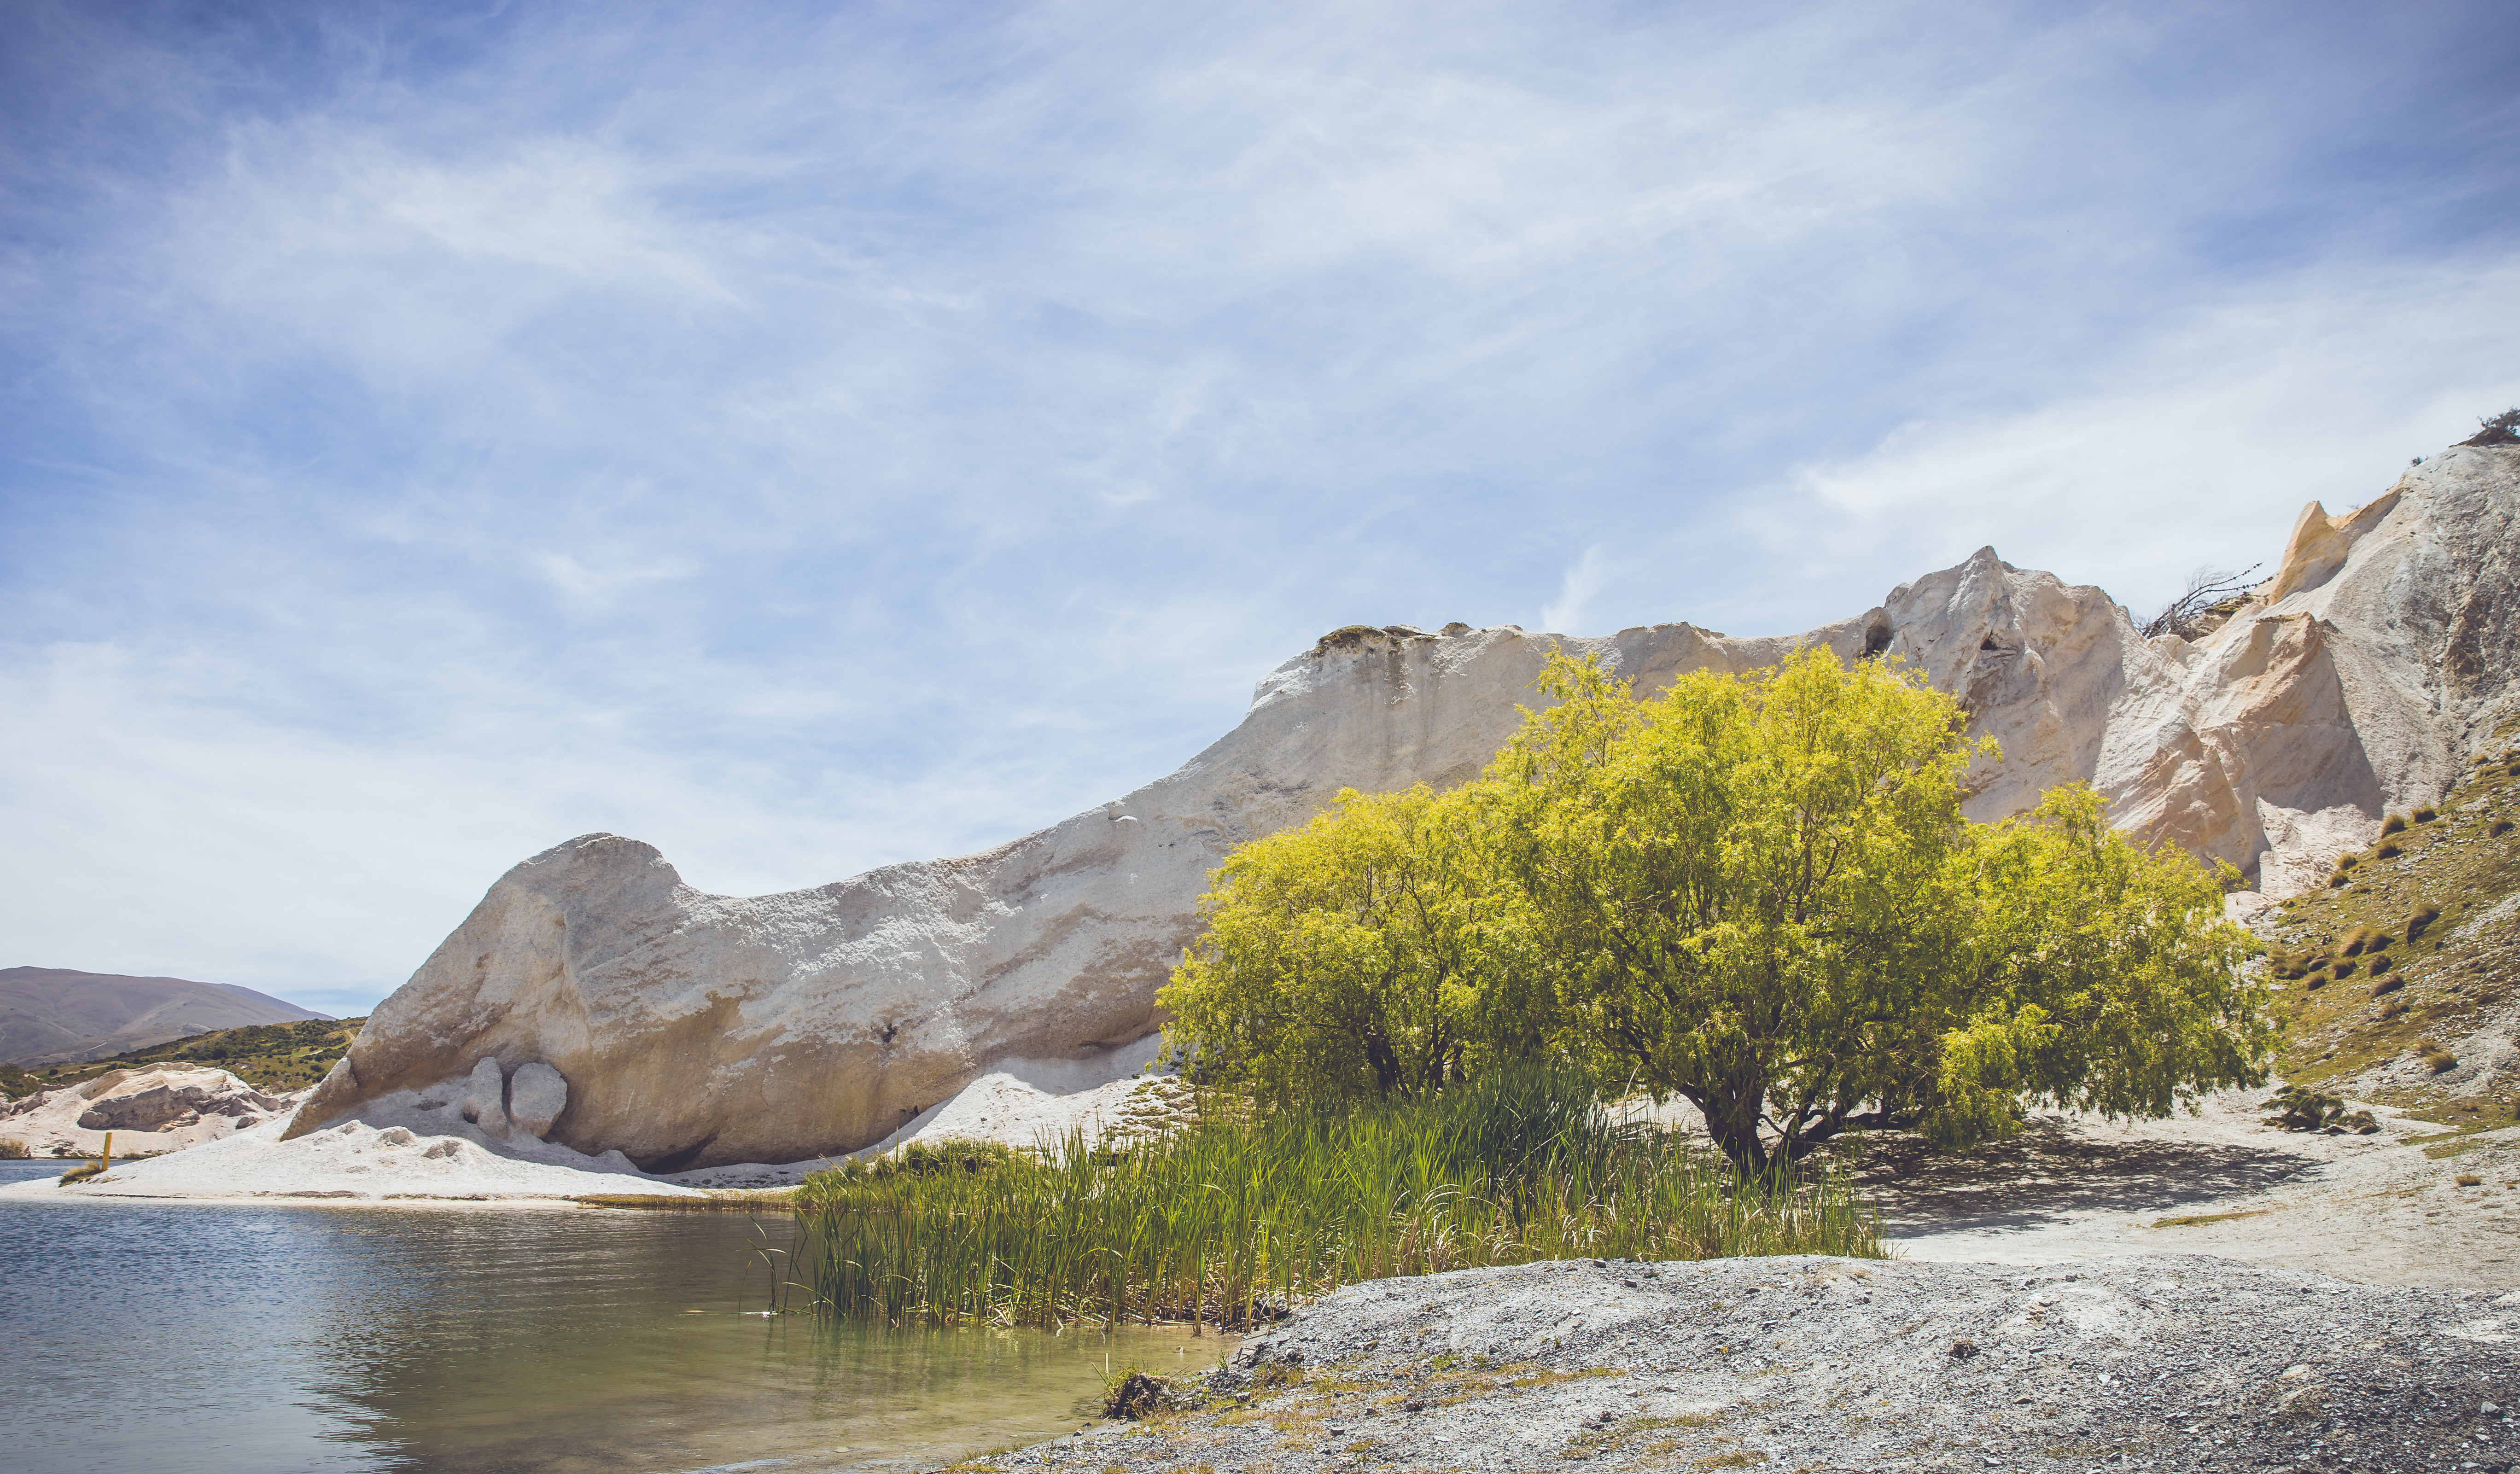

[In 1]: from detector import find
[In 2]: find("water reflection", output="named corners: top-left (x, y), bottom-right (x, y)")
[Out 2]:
top-left (1, 1184), bottom-right (1221, 1474)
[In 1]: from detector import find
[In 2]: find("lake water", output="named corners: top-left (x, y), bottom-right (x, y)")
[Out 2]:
top-left (0, 1162), bottom-right (1221, 1474)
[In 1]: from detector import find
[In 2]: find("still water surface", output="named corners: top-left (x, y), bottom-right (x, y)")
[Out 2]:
top-left (1, 1162), bottom-right (1217, 1474)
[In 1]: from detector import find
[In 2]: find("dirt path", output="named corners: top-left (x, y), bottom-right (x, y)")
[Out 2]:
top-left (1868, 1088), bottom-right (2520, 1288)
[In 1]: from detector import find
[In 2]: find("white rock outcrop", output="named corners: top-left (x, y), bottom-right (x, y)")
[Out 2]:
top-left (1, 1065), bottom-right (297, 1158)
top-left (289, 443), bottom-right (2520, 1169)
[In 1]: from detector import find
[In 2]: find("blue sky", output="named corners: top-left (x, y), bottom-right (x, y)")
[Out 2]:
top-left (4, 1), bottom-right (2516, 1015)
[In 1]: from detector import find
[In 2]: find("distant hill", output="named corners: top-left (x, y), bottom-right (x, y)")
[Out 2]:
top-left (0, 967), bottom-right (332, 1066)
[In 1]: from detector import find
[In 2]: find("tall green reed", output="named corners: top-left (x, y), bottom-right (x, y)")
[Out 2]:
top-left (790, 1064), bottom-right (1881, 1328)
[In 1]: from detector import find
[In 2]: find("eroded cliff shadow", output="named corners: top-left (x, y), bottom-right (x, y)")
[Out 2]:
top-left (1849, 1116), bottom-right (2323, 1237)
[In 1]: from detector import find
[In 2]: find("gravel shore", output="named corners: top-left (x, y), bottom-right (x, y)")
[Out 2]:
top-left (982, 1255), bottom-right (2516, 1474)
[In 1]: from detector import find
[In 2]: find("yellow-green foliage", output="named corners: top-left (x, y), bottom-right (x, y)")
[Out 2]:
top-left (1164, 648), bottom-right (2273, 1171)
top-left (1151, 785), bottom-right (1530, 1099)
top-left (790, 1067), bottom-right (1879, 1327)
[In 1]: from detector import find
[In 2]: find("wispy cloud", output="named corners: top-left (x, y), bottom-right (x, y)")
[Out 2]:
top-left (3, 0), bottom-right (2516, 1008)
top-left (1540, 544), bottom-right (1613, 635)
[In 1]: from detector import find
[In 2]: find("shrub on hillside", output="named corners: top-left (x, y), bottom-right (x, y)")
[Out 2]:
top-left (2461, 408), bottom-right (2520, 447)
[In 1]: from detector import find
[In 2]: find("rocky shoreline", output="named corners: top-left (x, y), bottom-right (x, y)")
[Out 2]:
top-left (982, 1255), bottom-right (2515, 1474)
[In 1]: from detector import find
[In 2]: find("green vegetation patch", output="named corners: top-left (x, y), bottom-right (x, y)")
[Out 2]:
top-left (575, 1191), bottom-right (800, 1212)
top-left (2261, 728), bottom-right (2520, 1111)
top-left (789, 1065), bottom-right (1880, 1328)
top-left (7, 1017), bottom-right (365, 1096)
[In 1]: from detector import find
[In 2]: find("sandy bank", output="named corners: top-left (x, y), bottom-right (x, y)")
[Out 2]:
top-left (1872, 1088), bottom-right (2520, 1289)
top-left (1, 1055), bottom-right (1184, 1205)
top-left (0, 1108), bottom-right (701, 1205)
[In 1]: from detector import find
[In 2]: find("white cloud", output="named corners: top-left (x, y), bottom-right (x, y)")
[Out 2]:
top-left (1752, 256), bottom-right (2520, 622)
top-left (534, 551), bottom-right (694, 605)
top-left (1540, 544), bottom-right (1613, 634)
top-left (4, 0), bottom-right (2517, 1008)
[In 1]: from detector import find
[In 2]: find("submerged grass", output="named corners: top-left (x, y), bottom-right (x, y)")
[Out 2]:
top-left (790, 1066), bottom-right (1881, 1328)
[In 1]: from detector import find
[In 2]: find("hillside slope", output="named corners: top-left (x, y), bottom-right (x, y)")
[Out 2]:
top-left (0, 967), bottom-right (331, 1067)
top-left (2258, 730), bottom-right (2520, 1126)
top-left (1, 1015), bottom-right (366, 1099)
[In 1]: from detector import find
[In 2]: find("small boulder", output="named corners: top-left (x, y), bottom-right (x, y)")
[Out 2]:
top-left (78, 1083), bottom-right (211, 1132)
top-left (459, 1057), bottom-right (508, 1137)
top-left (506, 1062), bottom-right (568, 1140)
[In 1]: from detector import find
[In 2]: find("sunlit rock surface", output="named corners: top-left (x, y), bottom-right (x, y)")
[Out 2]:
top-left (291, 445), bottom-right (2520, 1167)
top-left (3, 1064), bottom-right (297, 1157)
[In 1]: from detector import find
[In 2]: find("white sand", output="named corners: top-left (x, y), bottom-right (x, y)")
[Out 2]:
top-left (1, 1053), bottom-right (1183, 1204)
top-left (0, 1108), bottom-right (705, 1205)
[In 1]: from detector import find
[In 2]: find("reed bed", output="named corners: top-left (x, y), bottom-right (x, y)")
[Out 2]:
top-left (788, 1066), bottom-right (1881, 1328)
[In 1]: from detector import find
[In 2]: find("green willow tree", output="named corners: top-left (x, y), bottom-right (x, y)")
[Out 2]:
top-left (1159, 647), bottom-right (2276, 1172)
top-left (1158, 785), bottom-right (1542, 1101)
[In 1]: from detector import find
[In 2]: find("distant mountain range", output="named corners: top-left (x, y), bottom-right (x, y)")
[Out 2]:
top-left (0, 967), bottom-right (331, 1066)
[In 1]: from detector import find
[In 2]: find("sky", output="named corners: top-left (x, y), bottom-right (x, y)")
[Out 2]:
top-left (4, 1), bottom-right (2517, 1015)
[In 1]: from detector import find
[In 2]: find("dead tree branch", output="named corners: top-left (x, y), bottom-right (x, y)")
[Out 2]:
top-left (2141, 562), bottom-right (2263, 641)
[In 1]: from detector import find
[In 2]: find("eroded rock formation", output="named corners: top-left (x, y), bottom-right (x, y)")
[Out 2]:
top-left (2, 1064), bottom-right (296, 1156)
top-left (290, 444), bottom-right (2520, 1167)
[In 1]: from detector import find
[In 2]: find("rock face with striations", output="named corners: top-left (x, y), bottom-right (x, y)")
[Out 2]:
top-left (290, 444), bottom-right (2520, 1168)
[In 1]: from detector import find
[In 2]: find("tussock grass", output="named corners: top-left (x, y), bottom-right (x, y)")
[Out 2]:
top-left (790, 1066), bottom-right (1880, 1328)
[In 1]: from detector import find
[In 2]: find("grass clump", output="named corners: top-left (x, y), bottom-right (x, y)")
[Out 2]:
top-left (2152, 1209), bottom-right (2272, 1229)
top-left (1102, 1368), bottom-right (1187, 1420)
top-left (2259, 1084), bottom-right (2376, 1133)
top-left (790, 1066), bottom-right (1879, 1327)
